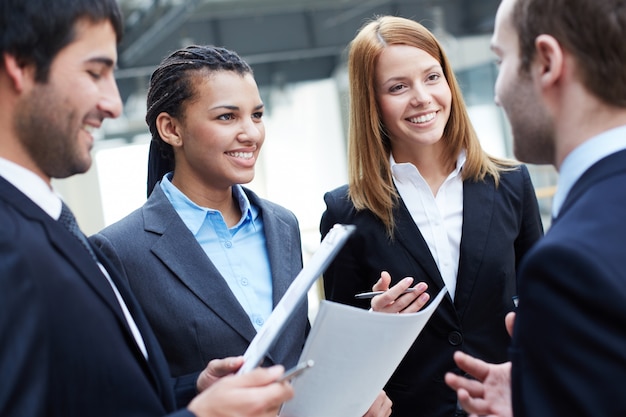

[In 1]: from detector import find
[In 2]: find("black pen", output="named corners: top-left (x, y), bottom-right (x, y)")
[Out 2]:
top-left (277, 359), bottom-right (314, 382)
top-left (354, 288), bottom-right (416, 300)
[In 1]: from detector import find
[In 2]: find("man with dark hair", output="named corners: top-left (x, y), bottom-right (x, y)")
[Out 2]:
top-left (445, 0), bottom-right (626, 415)
top-left (0, 1), bottom-right (293, 416)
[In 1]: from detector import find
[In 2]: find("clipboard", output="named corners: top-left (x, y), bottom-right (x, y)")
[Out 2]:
top-left (238, 223), bottom-right (356, 374)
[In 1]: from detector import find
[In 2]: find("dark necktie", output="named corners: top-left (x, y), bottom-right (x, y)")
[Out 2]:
top-left (58, 202), bottom-right (98, 262)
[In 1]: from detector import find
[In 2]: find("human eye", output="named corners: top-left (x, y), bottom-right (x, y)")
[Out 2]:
top-left (388, 83), bottom-right (406, 93)
top-left (217, 113), bottom-right (235, 121)
top-left (88, 72), bottom-right (101, 80)
top-left (86, 60), bottom-right (112, 81)
top-left (86, 68), bottom-right (103, 80)
top-left (252, 111), bottom-right (264, 120)
top-left (426, 73), bottom-right (442, 83)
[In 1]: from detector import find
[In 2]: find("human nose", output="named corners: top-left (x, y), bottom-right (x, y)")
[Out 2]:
top-left (98, 75), bottom-right (123, 119)
top-left (238, 117), bottom-right (264, 142)
top-left (410, 84), bottom-right (432, 107)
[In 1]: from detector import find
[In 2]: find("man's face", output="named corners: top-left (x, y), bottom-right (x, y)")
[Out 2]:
top-left (14, 18), bottom-right (122, 180)
top-left (491, 0), bottom-right (555, 165)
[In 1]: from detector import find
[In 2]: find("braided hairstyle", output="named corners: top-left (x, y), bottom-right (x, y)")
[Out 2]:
top-left (145, 45), bottom-right (253, 196)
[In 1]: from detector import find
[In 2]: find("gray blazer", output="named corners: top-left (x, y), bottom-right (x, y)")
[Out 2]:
top-left (91, 185), bottom-right (308, 390)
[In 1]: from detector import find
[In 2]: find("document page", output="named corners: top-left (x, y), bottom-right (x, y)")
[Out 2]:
top-left (279, 288), bottom-right (447, 417)
top-left (238, 224), bottom-right (356, 374)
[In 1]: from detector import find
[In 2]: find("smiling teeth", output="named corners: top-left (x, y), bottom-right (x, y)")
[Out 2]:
top-left (409, 113), bottom-right (435, 124)
top-left (228, 151), bottom-right (253, 159)
top-left (83, 125), bottom-right (96, 133)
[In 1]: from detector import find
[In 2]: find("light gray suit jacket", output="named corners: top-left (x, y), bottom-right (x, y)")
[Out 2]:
top-left (91, 185), bottom-right (308, 398)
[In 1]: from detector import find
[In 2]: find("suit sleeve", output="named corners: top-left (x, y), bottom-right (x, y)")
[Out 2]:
top-left (511, 240), bottom-right (626, 416)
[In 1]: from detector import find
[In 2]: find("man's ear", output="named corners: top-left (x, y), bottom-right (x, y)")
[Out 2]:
top-left (156, 112), bottom-right (183, 148)
top-left (534, 34), bottom-right (564, 89)
top-left (2, 53), bottom-right (35, 92)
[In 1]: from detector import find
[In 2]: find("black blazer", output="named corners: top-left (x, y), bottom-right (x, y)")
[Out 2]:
top-left (511, 149), bottom-right (626, 416)
top-left (321, 165), bottom-right (543, 417)
top-left (91, 184), bottom-right (309, 404)
top-left (0, 176), bottom-right (193, 417)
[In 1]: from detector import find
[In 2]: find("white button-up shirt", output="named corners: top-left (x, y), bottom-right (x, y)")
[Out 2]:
top-left (391, 151), bottom-right (465, 300)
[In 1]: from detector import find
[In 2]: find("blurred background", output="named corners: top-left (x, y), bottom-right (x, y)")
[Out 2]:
top-left (56, 0), bottom-right (558, 306)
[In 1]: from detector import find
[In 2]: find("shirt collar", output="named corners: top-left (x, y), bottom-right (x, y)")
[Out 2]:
top-left (159, 173), bottom-right (255, 234)
top-left (0, 157), bottom-right (62, 219)
top-left (552, 124), bottom-right (626, 217)
top-left (390, 149), bottom-right (466, 183)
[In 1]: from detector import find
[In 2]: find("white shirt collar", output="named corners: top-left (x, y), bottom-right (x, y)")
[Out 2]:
top-left (0, 157), bottom-right (62, 219)
top-left (390, 149), bottom-right (466, 181)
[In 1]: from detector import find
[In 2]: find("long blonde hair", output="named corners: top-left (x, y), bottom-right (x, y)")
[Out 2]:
top-left (347, 15), bottom-right (515, 237)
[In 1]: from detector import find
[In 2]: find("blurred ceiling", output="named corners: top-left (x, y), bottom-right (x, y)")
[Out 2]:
top-left (115, 0), bottom-right (500, 102)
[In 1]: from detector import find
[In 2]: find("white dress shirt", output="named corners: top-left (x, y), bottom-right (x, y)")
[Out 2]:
top-left (391, 151), bottom-right (466, 300)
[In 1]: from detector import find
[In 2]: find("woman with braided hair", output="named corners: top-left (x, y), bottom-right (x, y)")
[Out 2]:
top-left (91, 44), bottom-right (391, 416)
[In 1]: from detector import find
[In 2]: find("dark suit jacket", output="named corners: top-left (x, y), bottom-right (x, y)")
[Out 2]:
top-left (91, 184), bottom-right (309, 403)
top-left (0, 176), bottom-right (192, 417)
top-left (321, 165), bottom-right (543, 417)
top-left (511, 149), bottom-right (626, 416)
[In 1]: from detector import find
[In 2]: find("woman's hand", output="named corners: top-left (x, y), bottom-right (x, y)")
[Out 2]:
top-left (370, 271), bottom-right (430, 313)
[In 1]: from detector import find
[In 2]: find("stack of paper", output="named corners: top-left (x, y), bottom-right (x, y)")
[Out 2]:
top-left (280, 288), bottom-right (446, 417)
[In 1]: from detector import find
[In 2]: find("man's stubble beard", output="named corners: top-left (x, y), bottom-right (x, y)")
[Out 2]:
top-left (14, 83), bottom-right (92, 179)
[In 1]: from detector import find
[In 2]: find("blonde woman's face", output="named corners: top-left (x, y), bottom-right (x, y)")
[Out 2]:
top-left (375, 44), bottom-right (451, 156)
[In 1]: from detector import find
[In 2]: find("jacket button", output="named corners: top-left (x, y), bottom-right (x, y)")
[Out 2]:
top-left (448, 331), bottom-right (463, 346)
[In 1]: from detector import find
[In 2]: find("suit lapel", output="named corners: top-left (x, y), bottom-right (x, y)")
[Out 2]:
top-left (392, 178), bottom-right (494, 314)
top-left (0, 178), bottom-right (131, 327)
top-left (246, 189), bottom-right (303, 365)
top-left (454, 177), bottom-right (495, 315)
top-left (246, 190), bottom-right (301, 308)
top-left (393, 197), bottom-right (447, 295)
top-left (97, 250), bottom-right (176, 409)
top-left (144, 187), bottom-right (258, 344)
top-left (555, 149), bottom-right (626, 223)
top-left (0, 178), bottom-right (167, 396)
top-left (47, 222), bottom-right (132, 321)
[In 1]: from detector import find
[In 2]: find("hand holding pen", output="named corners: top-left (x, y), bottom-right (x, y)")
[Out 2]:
top-left (361, 271), bottom-right (430, 314)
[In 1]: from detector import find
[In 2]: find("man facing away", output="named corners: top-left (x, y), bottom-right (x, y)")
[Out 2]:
top-left (0, 1), bottom-right (293, 416)
top-left (445, 0), bottom-right (626, 415)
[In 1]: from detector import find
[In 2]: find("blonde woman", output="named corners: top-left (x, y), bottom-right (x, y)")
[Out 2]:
top-left (321, 15), bottom-right (543, 417)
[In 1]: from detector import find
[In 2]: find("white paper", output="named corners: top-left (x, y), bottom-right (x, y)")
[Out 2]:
top-left (238, 224), bottom-right (356, 374)
top-left (279, 288), bottom-right (447, 417)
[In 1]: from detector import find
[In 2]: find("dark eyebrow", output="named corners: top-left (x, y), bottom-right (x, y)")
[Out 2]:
top-left (88, 57), bottom-right (116, 69)
top-left (210, 103), bottom-right (265, 111)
